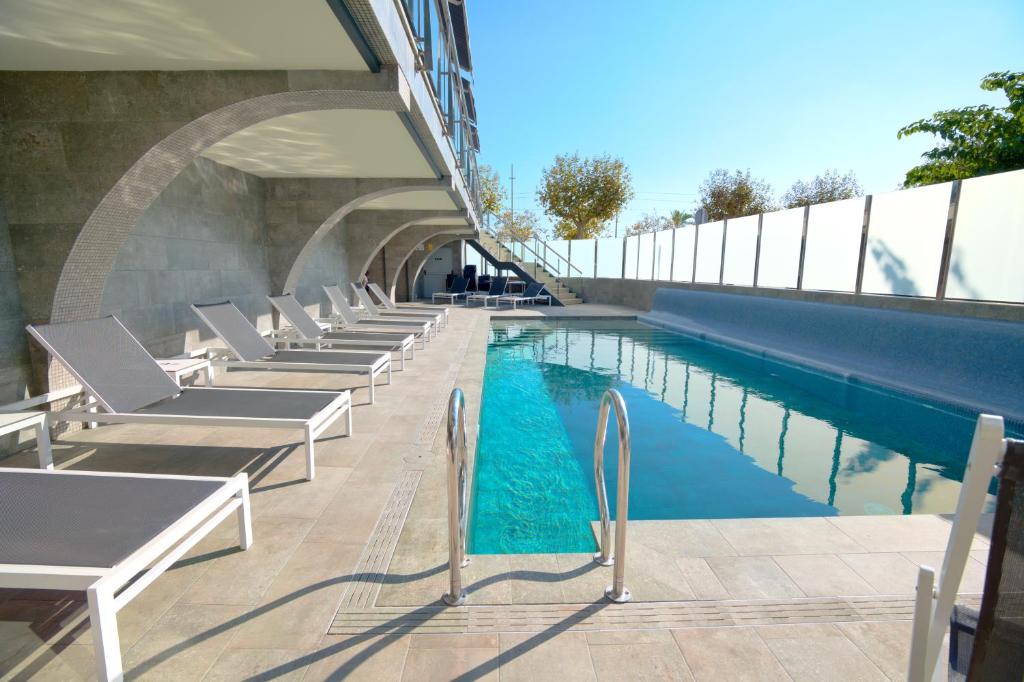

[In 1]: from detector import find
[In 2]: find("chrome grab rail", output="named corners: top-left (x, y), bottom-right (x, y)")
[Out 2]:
top-left (442, 388), bottom-right (470, 606)
top-left (592, 389), bottom-right (632, 603)
top-left (483, 227), bottom-right (583, 278)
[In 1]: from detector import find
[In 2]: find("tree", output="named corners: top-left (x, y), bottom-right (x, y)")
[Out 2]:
top-left (782, 170), bottom-right (862, 208)
top-left (698, 169), bottom-right (775, 220)
top-left (626, 212), bottom-right (671, 236)
top-left (669, 209), bottom-right (694, 227)
top-left (478, 165), bottom-right (506, 219)
top-left (537, 153), bottom-right (634, 239)
top-left (898, 71), bottom-right (1024, 187)
top-left (495, 209), bottom-right (541, 243)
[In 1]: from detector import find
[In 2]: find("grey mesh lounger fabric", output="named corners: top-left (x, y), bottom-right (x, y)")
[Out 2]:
top-left (26, 315), bottom-right (352, 480)
top-left (323, 285), bottom-right (432, 341)
top-left (191, 301), bottom-right (391, 403)
top-left (352, 283), bottom-right (444, 328)
top-left (367, 282), bottom-right (449, 324)
top-left (0, 469), bottom-right (223, 568)
top-left (267, 294), bottom-right (415, 366)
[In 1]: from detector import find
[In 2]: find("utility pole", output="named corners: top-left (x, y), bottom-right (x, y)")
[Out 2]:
top-left (509, 164), bottom-right (515, 217)
top-left (614, 213), bottom-right (619, 238)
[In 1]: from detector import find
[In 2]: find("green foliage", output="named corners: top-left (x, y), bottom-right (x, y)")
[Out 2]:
top-left (783, 170), bottom-right (862, 208)
top-left (698, 169), bottom-right (775, 220)
top-left (478, 165), bottom-right (506, 217)
top-left (626, 212), bottom-right (671, 236)
top-left (898, 71), bottom-right (1024, 187)
top-left (669, 209), bottom-right (694, 228)
top-left (537, 153), bottom-right (634, 239)
top-left (495, 209), bottom-right (541, 243)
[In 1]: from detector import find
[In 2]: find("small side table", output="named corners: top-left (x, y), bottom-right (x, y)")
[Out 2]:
top-left (0, 411), bottom-right (53, 469)
top-left (157, 358), bottom-right (213, 387)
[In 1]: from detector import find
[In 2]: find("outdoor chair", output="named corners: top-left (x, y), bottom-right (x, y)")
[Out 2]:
top-left (26, 316), bottom-right (350, 480)
top-left (192, 301), bottom-right (391, 404)
top-left (323, 285), bottom-right (432, 344)
top-left (496, 281), bottom-right (551, 309)
top-left (464, 276), bottom-right (508, 308)
top-left (352, 283), bottom-right (446, 330)
top-left (0, 468), bottom-right (253, 681)
top-left (907, 414), bottom-right (1024, 680)
top-left (368, 281), bottom-right (450, 326)
top-left (432, 276), bottom-right (470, 304)
top-left (268, 294), bottom-right (415, 369)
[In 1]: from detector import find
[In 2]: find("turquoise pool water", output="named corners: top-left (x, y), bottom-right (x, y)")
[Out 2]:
top-left (469, 319), bottom-right (1012, 554)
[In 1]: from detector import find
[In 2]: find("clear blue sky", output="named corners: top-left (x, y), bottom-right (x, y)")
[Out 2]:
top-left (468, 0), bottom-right (1023, 234)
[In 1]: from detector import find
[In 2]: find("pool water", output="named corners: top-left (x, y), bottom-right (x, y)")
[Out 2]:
top-left (468, 320), bottom-right (1011, 554)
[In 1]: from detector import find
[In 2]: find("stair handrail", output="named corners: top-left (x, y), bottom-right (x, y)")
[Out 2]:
top-left (442, 388), bottom-right (471, 606)
top-left (483, 226), bottom-right (583, 277)
top-left (592, 388), bottom-right (632, 603)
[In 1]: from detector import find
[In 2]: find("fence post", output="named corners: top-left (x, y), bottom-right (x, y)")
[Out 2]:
top-left (719, 218), bottom-right (728, 285)
top-left (854, 195), bottom-right (873, 294)
top-left (620, 237), bottom-right (627, 279)
top-left (593, 239), bottom-right (599, 279)
top-left (692, 224), bottom-right (700, 282)
top-left (669, 228), bottom-right (676, 282)
top-left (753, 213), bottom-right (764, 287)
top-left (567, 240), bottom-right (573, 280)
top-left (796, 205), bottom-right (811, 290)
top-left (635, 237), bottom-right (641, 280)
top-left (935, 180), bottom-right (963, 300)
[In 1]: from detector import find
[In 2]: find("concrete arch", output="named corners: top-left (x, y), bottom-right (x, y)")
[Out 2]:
top-left (280, 182), bottom-right (456, 293)
top-left (350, 211), bottom-right (467, 282)
top-left (384, 227), bottom-right (473, 300)
top-left (51, 74), bottom-right (408, 326)
top-left (406, 235), bottom-right (467, 290)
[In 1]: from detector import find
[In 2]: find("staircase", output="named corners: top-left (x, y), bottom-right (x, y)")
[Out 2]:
top-left (474, 232), bottom-right (583, 306)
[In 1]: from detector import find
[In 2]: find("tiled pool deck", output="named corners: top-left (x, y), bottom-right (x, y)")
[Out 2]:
top-left (0, 304), bottom-right (989, 680)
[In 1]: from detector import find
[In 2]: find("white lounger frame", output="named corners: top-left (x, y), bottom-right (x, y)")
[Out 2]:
top-left (322, 285), bottom-right (433, 344)
top-left (367, 282), bottom-right (449, 326)
top-left (191, 305), bottom-right (392, 404)
top-left (269, 328), bottom-right (414, 370)
top-left (907, 414), bottom-right (1007, 681)
top-left (351, 285), bottom-right (442, 335)
top-left (0, 468), bottom-right (252, 682)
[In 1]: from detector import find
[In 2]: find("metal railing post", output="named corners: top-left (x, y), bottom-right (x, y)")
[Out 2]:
top-left (796, 205), bottom-right (811, 290)
top-left (855, 195), bottom-right (873, 294)
top-left (442, 388), bottom-right (470, 606)
top-left (936, 180), bottom-right (962, 300)
top-left (719, 218), bottom-right (729, 285)
top-left (592, 389), bottom-right (632, 603)
top-left (594, 239), bottom-right (599, 278)
top-left (691, 224), bottom-right (699, 282)
top-left (753, 213), bottom-right (763, 287)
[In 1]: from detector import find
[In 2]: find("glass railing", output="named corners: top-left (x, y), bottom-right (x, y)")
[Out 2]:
top-left (541, 168), bottom-right (1024, 305)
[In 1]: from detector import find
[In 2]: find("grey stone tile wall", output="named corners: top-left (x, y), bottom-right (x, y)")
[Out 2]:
top-left (99, 157), bottom-right (272, 358)
top-left (0, 203), bottom-right (30, 405)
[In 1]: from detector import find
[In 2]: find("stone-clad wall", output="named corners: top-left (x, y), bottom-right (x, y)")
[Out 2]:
top-left (0, 204), bottom-right (30, 405)
top-left (99, 157), bottom-right (271, 359)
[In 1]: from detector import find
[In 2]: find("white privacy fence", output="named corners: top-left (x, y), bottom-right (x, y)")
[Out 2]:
top-left (506, 168), bottom-right (1023, 304)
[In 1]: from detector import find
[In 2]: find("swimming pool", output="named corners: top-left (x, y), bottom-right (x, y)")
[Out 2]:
top-left (469, 319), bottom-right (1014, 554)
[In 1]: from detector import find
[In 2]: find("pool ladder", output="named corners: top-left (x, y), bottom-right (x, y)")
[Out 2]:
top-left (442, 387), bottom-right (632, 606)
top-left (593, 389), bottom-right (633, 602)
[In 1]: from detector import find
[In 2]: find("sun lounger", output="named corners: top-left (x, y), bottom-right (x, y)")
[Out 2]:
top-left (0, 467), bottom-right (252, 681)
top-left (352, 283), bottom-right (445, 331)
top-left (268, 294), bottom-right (415, 370)
top-left (26, 316), bottom-right (350, 480)
top-left (192, 302), bottom-right (391, 404)
top-left (431, 276), bottom-right (470, 304)
top-left (496, 281), bottom-right (551, 309)
top-left (323, 285), bottom-right (433, 343)
top-left (367, 281), bottom-right (449, 326)
top-left (464, 276), bottom-right (508, 308)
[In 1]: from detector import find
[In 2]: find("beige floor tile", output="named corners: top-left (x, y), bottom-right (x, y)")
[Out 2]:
top-left (836, 621), bottom-right (914, 680)
top-left (675, 558), bottom-right (730, 600)
top-left (621, 542), bottom-right (696, 602)
top-left (462, 554), bottom-right (512, 604)
top-left (714, 517), bottom-right (866, 555)
top-left (756, 623), bottom-right (887, 681)
top-left (304, 635), bottom-right (410, 681)
top-left (610, 519), bottom-right (738, 558)
top-left (401, 636), bottom-right (499, 681)
top-left (705, 557), bottom-right (805, 599)
top-left (827, 515), bottom-right (985, 553)
top-left (671, 627), bottom-right (789, 681)
top-left (555, 555), bottom-right (616, 604)
top-left (837, 553), bottom-right (920, 594)
top-left (901, 551), bottom-right (988, 592)
top-left (587, 629), bottom-right (693, 681)
top-left (508, 554), bottom-right (570, 604)
top-left (773, 554), bottom-right (877, 597)
top-left (499, 631), bottom-right (597, 682)
top-left (203, 647), bottom-right (312, 680)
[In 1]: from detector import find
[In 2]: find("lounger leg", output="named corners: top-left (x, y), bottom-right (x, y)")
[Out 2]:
top-left (368, 371), bottom-right (375, 405)
top-left (304, 425), bottom-right (315, 481)
top-left (87, 586), bottom-right (122, 682)
top-left (35, 418), bottom-right (53, 470)
top-left (409, 342), bottom-right (415, 360)
top-left (400, 347), bottom-right (406, 371)
top-left (86, 395), bottom-right (98, 430)
top-left (236, 482), bottom-right (253, 550)
top-left (347, 404), bottom-right (353, 436)
top-left (387, 362), bottom-right (392, 385)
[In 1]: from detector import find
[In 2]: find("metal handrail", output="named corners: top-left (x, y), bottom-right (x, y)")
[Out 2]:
top-left (484, 227), bottom-right (583, 278)
top-left (442, 388), bottom-right (470, 606)
top-left (592, 389), bottom-right (632, 603)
